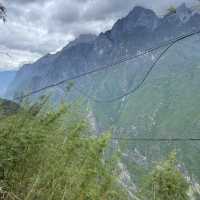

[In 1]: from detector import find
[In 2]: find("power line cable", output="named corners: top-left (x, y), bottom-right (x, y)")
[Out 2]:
top-left (81, 137), bottom-right (200, 141)
top-left (13, 40), bottom-right (173, 100)
top-left (14, 29), bottom-right (200, 101)
top-left (72, 30), bottom-right (200, 103)
top-left (74, 44), bottom-right (173, 103)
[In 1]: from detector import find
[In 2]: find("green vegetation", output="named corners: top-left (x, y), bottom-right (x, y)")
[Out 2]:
top-left (139, 152), bottom-right (189, 200)
top-left (167, 6), bottom-right (177, 15)
top-left (0, 98), bottom-right (19, 117)
top-left (91, 55), bottom-right (200, 181)
top-left (0, 100), bottom-right (128, 200)
top-left (0, 98), bottom-right (198, 199)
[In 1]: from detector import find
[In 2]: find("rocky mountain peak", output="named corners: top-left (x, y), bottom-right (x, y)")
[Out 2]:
top-left (64, 34), bottom-right (97, 50)
top-left (123, 6), bottom-right (159, 31)
top-left (176, 3), bottom-right (193, 23)
top-left (128, 6), bottom-right (156, 18)
top-left (110, 6), bottom-right (160, 41)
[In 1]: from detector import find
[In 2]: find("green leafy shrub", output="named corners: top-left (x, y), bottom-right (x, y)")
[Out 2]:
top-left (139, 152), bottom-right (189, 200)
top-left (0, 100), bottom-right (128, 200)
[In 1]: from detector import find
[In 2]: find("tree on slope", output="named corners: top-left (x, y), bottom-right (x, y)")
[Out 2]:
top-left (139, 152), bottom-right (189, 200)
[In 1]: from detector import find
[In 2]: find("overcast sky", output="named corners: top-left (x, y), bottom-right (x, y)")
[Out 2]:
top-left (0, 0), bottom-right (198, 71)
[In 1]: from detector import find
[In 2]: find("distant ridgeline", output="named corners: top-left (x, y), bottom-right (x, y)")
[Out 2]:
top-left (5, 3), bottom-right (200, 184)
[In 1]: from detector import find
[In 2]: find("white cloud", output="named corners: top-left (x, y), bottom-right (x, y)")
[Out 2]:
top-left (0, 45), bottom-right (41, 70)
top-left (0, 0), bottom-right (198, 70)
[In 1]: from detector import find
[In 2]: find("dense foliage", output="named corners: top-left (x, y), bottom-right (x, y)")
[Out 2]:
top-left (139, 152), bottom-right (189, 200)
top-left (0, 100), bottom-right (128, 200)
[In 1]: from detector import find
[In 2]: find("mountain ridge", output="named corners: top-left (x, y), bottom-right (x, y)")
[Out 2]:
top-left (6, 4), bottom-right (200, 99)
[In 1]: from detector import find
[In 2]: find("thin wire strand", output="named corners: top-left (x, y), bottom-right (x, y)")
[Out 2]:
top-left (111, 138), bottom-right (200, 141)
top-left (81, 137), bottom-right (200, 141)
top-left (68, 30), bottom-right (200, 103)
top-left (74, 43), bottom-right (174, 103)
top-left (14, 29), bottom-right (200, 101)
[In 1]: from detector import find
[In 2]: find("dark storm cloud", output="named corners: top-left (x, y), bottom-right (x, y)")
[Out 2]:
top-left (0, 0), bottom-right (198, 70)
